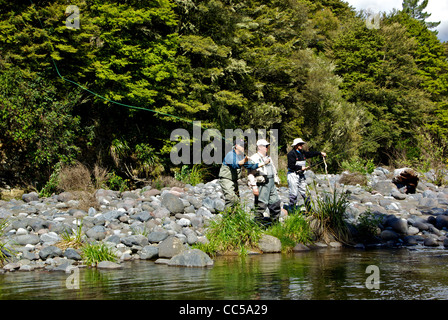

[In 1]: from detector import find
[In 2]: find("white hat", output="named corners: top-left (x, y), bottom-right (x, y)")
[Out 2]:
top-left (256, 139), bottom-right (270, 146)
top-left (291, 138), bottom-right (306, 146)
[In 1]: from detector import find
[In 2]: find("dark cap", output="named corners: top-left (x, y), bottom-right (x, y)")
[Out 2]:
top-left (235, 139), bottom-right (245, 146)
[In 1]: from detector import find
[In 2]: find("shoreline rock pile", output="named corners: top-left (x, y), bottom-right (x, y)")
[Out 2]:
top-left (0, 166), bottom-right (448, 272)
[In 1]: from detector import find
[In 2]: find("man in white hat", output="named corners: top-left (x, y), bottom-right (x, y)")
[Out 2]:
top-left (287, 138), bottom-right (326, 212)
top-left (247, 139), bottom-right (281, 227)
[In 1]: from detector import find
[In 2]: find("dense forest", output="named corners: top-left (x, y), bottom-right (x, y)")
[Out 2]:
top-left (1, 0), bottom-right (447, 191)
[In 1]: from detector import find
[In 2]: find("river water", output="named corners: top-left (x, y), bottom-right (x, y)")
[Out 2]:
top-left (1, 247), bottom-right (448, 300)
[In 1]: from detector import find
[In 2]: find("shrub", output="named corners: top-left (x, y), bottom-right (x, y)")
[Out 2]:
top-left (341, 156), bottom-right (375, 174)
top-left (174, 164), bottom-right (209, 186)
top-left (356, 209), bottom-right (382, 242)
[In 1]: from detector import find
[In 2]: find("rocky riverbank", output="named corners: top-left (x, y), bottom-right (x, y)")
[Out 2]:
top-left (1, 167), bottom-right (448, 273)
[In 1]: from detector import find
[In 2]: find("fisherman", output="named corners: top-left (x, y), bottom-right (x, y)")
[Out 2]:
top-left (287, 138), bottom-right (326, 212)
top-left (219, 139), bottom-right (269, 209)
top-left (247, 139), bottom-right (281, 227)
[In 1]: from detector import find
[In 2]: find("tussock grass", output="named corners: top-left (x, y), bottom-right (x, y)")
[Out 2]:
top-left (0, 219), bottom-right (14, 265)
top-left (81, 242), bottom-right (117, 266)
top-left (195, 203), bottom-right (263, 256)
top-left (266, 211), bottom-right (312, 252)
top-left (308, 185), bottom-right (352, 244)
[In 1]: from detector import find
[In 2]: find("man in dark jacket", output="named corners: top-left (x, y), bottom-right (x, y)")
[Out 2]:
top-left (287, 138), bottom-right (326, 212)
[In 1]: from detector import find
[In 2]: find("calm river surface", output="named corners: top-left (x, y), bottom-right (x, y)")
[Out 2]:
top-left (1, 247), bottom-right (448, 300)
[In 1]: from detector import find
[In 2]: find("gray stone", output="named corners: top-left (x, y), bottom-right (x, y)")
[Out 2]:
top-left (435, 215), bottom-right (448, 230)
top-left (40, 232), bottom-right (61, 243)
top-left (391, 190), bottom-right (407, 200)
top-left (177, 218), bottom-right (191, 227)
top-left (57, 192), bottom-right (74, 202)
top-left (39, 245), bottom-right (63, 260)
top-left (407, 226), bottom-right (420, 235)
top-left (380, 230), bottom-right (399, 241)
top-left (258, 234), bottom-right (282, 253)
top-left (424, 237), bottom-right (439, 247)
top-left (63, 248), bottom-right (82, 260)
top-left (403, 235), bottom-right (418, 246)
top-left (86, 225), bottom-right (107, 241)
top-left (97, 261), bottom-right (122, 269)
top-left (182, 228), bottom-right (198, 245)
top-left (140, 246), bottom-right (159, 260)
top-left (28, 218), bottom-right (50, 232)
top-left (168, 249), bottom-right (214, 267)
top-left (14, 234), bottom-right (40, 245)
top-left (22, 251), bottom-right (39, 260)
top-left (214, 199), bottom-right (226, 212)
top-left (22, 192), bottom-right (39, 203)
top-left (132, 211), bottom-right (151, 222)
top-left (387, 217), bottom-right (408, 234)
top-left (161, 193), bottom-right (184, 214)
top-left (293, 243), bottom-right (310, 252)
top-left (148, 230), bottom-right (169, 243)
top-left (152, 207), bottom-right (171, 219)
top-left (413, 221), bottom-right (430, 231)
top-left (121, 235), bottom-right (149, 247)
top-left (3, 262), bottom-right (20, 271)
top-left (158, 236), bottom-right (186, 258)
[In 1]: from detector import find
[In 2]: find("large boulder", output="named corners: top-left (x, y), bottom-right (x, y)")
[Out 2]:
top-left (158, 236), bottom-right (186, 258)
top-left (168, 249), bottom-right (214, 267)
top-left (161, 193), bottom-right (184, 214)
top-left (258, 234), bottom-right (282, 253)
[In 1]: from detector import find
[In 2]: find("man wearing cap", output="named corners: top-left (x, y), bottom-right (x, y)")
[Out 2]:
top-left (219, 139), bottom-right (267, 209)
top-left (247, 139), bottom-right (282, 227)
top-left (287, 138), bottom-right (326, 212)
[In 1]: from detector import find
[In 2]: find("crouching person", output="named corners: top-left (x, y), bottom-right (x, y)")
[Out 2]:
top-left (248, 139), bottom-right (281, 228)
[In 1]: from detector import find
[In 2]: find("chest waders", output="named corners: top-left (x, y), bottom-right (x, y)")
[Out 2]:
top-left (254, 174), bottom-right (281, 228)
top-left (218, 164), bottom-right (242, 209)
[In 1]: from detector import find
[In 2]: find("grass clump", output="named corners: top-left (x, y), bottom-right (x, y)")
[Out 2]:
top-left (57, 219), bottom-right (84, 250)
top-left (81, 242), bottom-right (117, 266)
top-left (0, 219), bottom-right (15, 265)
top-left (266, 211), bottom-right (312, 252)
top-left (195, 203), bottom-right (263, 256)
top-left (174, 164), bottom-right (209, 186)
top-left (308, 186), bottom-right (352, 244)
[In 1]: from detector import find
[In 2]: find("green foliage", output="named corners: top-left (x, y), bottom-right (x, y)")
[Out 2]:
top-left (39, 162), bottom-right (62, 197)
top-left (196, 204), bottom-right (263, 256)
top-left (0, 66), bottom-right (82, 183)
top-left (105, 171), bottom-right (129, 191)
top-left (266, 213), bottom-right (312, 251)
top-left (81, 241), bottom-right (117, 266)
top-left (341, 156), bottom-right (375, 175)
top-left (174, 164), bottom-right (208, 186)
top-left (356, 209), bottom-right (382, 242)
top-left (1, 0), bottom-right (447, 188)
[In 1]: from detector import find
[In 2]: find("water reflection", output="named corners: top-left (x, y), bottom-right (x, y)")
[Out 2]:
top-left (1, 247), bottom-right (448, 300)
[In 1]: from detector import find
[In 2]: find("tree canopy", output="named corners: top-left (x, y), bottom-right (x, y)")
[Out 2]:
top-left (1, 0), bottom-right (447, 187)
